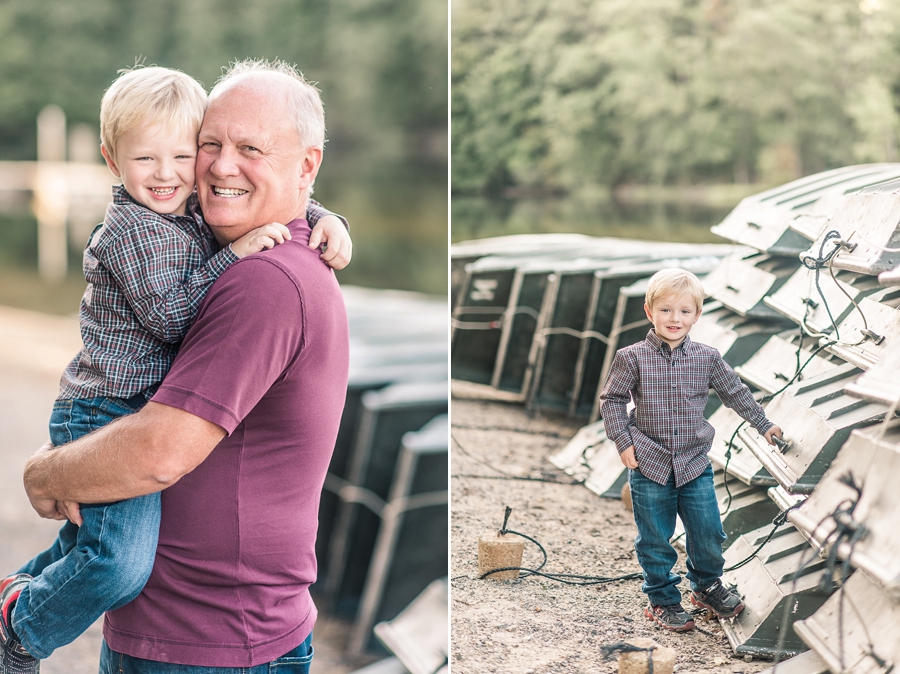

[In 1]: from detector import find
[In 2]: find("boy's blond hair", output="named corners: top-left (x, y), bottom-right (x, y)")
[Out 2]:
top-left (645, 268), bottom-right (705, 312)
top-left (100, 66), bottom-right (208, 161)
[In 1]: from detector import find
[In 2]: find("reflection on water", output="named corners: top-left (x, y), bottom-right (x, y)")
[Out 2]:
top-left (0, 169), bottom-right (448, 315)
top-left (452, 195), bottom-right (733, 244)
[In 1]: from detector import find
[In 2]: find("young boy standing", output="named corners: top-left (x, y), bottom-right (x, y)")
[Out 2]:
top-left (600, 268), bottom-right (782, 632)
top-left (0, 67), bottom-right (350, 673)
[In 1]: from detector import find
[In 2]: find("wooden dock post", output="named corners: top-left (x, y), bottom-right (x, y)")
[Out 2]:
top-left (35, 105), bottom-right (69, 282)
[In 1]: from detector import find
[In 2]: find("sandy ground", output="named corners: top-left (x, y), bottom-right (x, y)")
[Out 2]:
top-left (0, 306), bottom-right (370, 674)
top-left (450, 381), bottom-right (778, 674)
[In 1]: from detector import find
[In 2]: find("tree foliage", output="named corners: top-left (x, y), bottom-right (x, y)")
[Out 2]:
top-left (452, 0), bottom-right (900, 193)
top-left (0, 0), bottom-right (447, 168)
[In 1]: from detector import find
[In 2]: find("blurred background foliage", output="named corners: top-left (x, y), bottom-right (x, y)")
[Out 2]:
top-left (452, 0), bottom-right (900, 203)
top-left (0, 0), bottom-right (448, 311)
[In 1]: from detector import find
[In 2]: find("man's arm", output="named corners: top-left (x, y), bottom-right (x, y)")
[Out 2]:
top-left (24, 402), bottom-right (225, 514)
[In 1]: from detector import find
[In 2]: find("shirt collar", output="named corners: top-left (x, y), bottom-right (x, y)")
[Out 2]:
top-left (646, 328), bottom-right (692, 355)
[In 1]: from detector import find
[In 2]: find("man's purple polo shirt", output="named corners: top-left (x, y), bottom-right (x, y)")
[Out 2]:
top-left (103, 218), bottom-right (349, 667)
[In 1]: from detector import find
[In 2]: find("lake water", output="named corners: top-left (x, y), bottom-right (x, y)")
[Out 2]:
top-left (0, 164), bottom-right (449, 315)
top-left (452, 195), bottom-right (733, 244)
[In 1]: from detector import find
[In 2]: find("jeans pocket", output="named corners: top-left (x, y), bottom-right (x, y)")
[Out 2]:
top-left (49, 400), bottom-right (74, 447)
top-left (269, 645), bottom-right (314, 673)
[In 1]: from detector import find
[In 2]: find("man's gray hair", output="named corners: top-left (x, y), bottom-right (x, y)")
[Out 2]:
top-left (210, 58), bottom-right (325, 150)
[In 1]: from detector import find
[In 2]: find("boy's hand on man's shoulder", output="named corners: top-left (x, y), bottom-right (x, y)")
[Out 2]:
top-left (231, 223), bottom-right (292, 258)
top-left (763, 425), bottom-right (783, 446)
top-left (309, 215), bottom-right (352, 270)
top-left (619, 445), bottom-right (639, 469)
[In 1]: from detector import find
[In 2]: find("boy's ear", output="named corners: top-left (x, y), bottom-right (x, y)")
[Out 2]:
top-left (644, 302), bottom-right (653, 322)
top-left (100, 145), bottom-right (122, 178)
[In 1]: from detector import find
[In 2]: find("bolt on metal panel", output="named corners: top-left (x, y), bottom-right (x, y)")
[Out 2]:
top-left (792, 570), bottom-right (900, 674)
top-left (703, 252), bottom-right (800, 318)
top-left (844, 341), bottom-right (900, 404)
top-left (788, 422), bottom-right (900, 600)
top-left (720, 523), bottom-right (836, 660)
top-left (764, 266), bottom-right (883, 335)
top-left (709, 404), bottom-right (777, 487)
top-left (807, 190), bottom-right (900, 276)
top-left (735, 331), bottom-right (843, 396)
top-left (821, 287), bottom-right (900, 371)
top-left (737, 363), bottom-right (888, 494)
top-left (712, 164), bottom-right (900, 252)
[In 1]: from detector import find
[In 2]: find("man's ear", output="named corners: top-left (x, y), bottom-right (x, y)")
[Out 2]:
top-left (100, 145), bottom-right (122, 178)
top-left (298, 147), bottom-right (323, 191)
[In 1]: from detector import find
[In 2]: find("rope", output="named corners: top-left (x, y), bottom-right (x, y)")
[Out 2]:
top-left (723, 501), bottom-right (804, 572)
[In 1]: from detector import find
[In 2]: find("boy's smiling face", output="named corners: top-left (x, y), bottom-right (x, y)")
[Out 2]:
top-left (102, 122), bottom-right (197, 216)
top-left (644, 292), bottom-right (702, 348)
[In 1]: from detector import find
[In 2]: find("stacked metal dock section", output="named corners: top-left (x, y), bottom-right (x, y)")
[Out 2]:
top-left (531, 163), bottom-right (900, 670)
top-left (317, 287), bottom-right (448, 656)
top-left (451, 235), bottom-right (734, 417)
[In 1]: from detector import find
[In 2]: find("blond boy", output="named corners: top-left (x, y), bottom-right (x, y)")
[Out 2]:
top-left (600, 268), bottom-right (782, 632)
top-left (0, 67), bottom-right (350, 671)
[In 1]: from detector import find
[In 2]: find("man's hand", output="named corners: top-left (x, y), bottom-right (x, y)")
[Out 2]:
top-left (309, 215), bottom-right (352, 270)
top-left (619, 445), bottom-right (639, 469)
top-left (764, 425), bottom-right (784, 446)
top-left (231, 223), bottom-right (292, 258)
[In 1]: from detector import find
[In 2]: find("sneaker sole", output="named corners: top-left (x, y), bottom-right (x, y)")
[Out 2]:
top-left (644, 606), bottom-right (695, 632)
top-left (689, 593), bottom-right (744, 619)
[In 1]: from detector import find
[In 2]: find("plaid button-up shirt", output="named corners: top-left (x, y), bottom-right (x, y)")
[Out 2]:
top-left (600, 329), bottom-right (772, 487)
top-left (59, 185), bottom-right (342, 401)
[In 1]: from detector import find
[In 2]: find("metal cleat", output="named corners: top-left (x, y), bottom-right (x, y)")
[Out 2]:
top-left (806, 189), bottom-right (900, 276)
top-left (821, 287), bottom-right (900, 370)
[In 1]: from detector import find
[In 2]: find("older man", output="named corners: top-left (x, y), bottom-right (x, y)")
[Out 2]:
top-left (22, 60), bottom-right (350, 672)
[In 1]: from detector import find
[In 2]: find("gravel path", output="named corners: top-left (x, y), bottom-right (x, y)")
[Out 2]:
top-left (450, 381), bottom-right (777, 674)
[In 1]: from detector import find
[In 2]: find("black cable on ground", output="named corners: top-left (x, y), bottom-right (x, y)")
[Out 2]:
top-left (451, 434), bottom-right (583, 485)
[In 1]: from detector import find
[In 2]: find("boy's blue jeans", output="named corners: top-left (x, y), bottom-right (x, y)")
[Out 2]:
top-left (12, 394), bottom-right (159, 660)
top-left (99, 632), bottom-right (314, 674)
top-left (628, 463), bottom-right (726, 607)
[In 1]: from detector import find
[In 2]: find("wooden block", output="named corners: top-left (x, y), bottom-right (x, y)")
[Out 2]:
top-left (618, 637), bottom-right (676, 674)
top-left (477, 531), bottom-right (525, 581)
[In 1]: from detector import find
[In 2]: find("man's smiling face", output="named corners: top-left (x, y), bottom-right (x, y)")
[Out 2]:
top-left (195, 77), bottom-right (319, 244)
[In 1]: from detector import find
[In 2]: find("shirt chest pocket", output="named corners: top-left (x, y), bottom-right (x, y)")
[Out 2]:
top-left (678, 365), bottom-right (711, 400)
